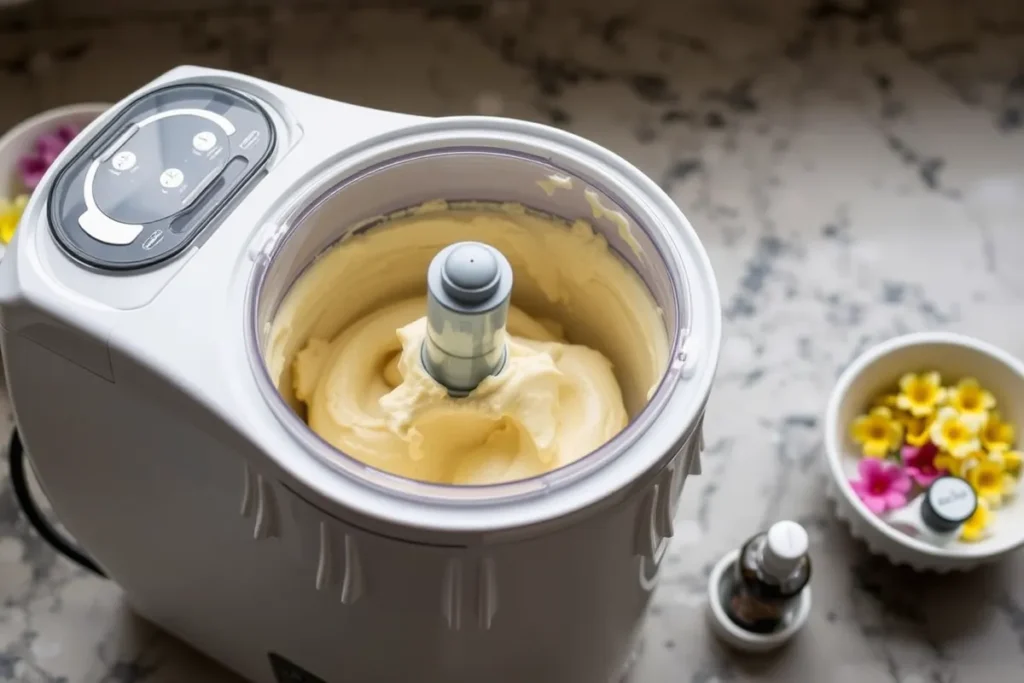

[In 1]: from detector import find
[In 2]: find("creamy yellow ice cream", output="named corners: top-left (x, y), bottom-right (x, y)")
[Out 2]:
top-left (266, 203), bottom-right (668, 485)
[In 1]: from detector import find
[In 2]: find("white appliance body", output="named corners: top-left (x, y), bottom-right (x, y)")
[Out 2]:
top-left (0, 67), bottom-right (720, 683)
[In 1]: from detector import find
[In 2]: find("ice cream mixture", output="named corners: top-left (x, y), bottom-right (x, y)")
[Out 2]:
top-left (266, 202), bottom-right (668, 485)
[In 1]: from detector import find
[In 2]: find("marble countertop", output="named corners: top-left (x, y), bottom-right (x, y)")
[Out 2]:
top-left (3, 1), bottom-right (1024, 681)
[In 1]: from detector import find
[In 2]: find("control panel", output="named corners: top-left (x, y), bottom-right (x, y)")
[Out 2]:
top-left (48, 83), bottom-right (276, 270)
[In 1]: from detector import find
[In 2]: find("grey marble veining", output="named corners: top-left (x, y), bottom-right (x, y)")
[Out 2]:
top-left (2, 1), bottom-right (1024, 681)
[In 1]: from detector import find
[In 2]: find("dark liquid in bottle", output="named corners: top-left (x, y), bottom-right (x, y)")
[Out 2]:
top-left (724, 534), bottom-right (812, 634)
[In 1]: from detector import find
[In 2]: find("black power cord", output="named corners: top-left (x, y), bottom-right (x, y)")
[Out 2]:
top-left (7, 429), bottom-right (107, 578)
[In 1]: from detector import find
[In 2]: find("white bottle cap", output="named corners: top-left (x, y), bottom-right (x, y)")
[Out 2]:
top-left (762, 520), bottom-right (809, 580)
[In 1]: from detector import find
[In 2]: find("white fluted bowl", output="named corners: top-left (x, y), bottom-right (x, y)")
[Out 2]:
top-left (0, 102), bottom-right (109, 260)
top-left (825, 332), bottom-right (1024, 572)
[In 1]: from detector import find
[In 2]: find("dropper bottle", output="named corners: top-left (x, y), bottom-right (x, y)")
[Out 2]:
top-left (722, 520), bottom-right (812, 635)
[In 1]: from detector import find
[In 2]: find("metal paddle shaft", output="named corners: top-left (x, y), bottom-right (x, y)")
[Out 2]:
top-left (421, 241), bottom-right (513, 395)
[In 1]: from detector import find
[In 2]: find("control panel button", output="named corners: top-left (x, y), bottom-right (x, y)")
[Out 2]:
top-left (159, 168), bottom-right (184, 189)
top-left (111, 150), bottom-right (136, 171)
top-left (141, 229), bottom-right (165, 252)
top-left (192, 131), bottom-right (217, 152)
top-left (97, 123), bottom-right (140, 163)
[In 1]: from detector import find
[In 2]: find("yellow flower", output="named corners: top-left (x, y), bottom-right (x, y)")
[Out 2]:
top-left (981, 411), bottom-right (1016, 452)
top-left (946, 378), bottom-right (996, 429)
top-left (0, 194), bottom-right (29, 244)
top-left (930, 406), bottom-right (980, 458)
top-left (850, 406), bottom-right (904, 458)
top-left (935, 452), bottom-right (969, 477)
top-left (896, 372), bottom-right (946, 417)
top-left (966, 457), bottom-right (1016, 508)
top-left (873, 394), bottom-right (900, 411)
top-left (960, 498), bottom-right (991, 543)
top-left (904, 415), bottom-right (933, 447)
top-left (937, 450), bottom-right (987, 478)
top-left (991, 450), bottom-right (1021, 479)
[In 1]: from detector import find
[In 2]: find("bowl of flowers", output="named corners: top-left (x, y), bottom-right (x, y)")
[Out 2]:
top-left (0, 103), bottom-right (109, 259)
top-left (825, 332), bottom-right (1024, 572)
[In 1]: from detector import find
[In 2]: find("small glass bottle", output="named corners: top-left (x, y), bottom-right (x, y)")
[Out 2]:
top-left (723, 520), bottom-right (812, 635)
top-left (886, 475), bottom-right (976, 546)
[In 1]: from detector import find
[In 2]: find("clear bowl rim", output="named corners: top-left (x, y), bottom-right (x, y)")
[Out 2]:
top-left (244, 132), bottom-right (698, 506)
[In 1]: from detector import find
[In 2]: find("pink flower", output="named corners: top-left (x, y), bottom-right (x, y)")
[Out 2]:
top-left (900, 441), bottom-right (945, 487)
top-left (54, 124), bottom-right (81, 145)
top-left (16, 123), bottom-right (82, 191)
top-left (17, 154), bottom-right (49, 191)
top-left (849, 458), bottom-right (911, 514)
